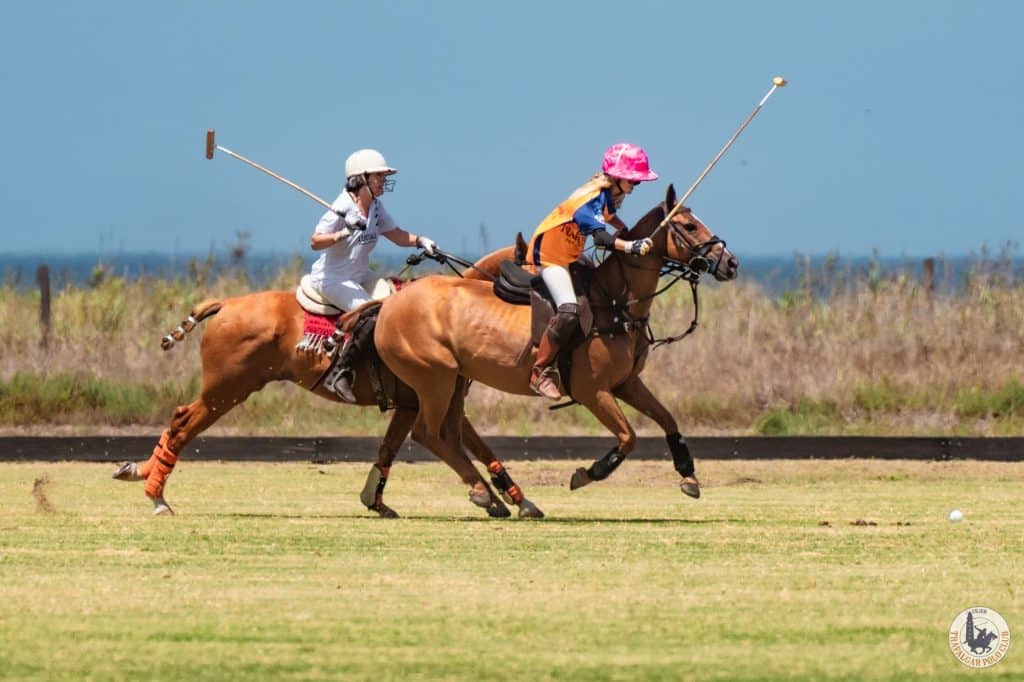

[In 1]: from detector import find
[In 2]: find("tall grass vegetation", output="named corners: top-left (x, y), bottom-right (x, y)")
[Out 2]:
top-left (2, 252), bottom-right (1021, 435)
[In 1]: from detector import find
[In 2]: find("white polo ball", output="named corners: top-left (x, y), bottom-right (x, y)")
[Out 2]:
top-left (948, 509), bottom-right (964, 522)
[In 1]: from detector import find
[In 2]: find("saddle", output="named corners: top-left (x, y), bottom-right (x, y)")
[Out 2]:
top-left (492, 250), bottom-right (595, 400)
top-left (493, 261), bottom-right (594, 344)
top-left (295, 274), bottom-right (397, 316)
top-left (296, 275), bottom-right (402, 411)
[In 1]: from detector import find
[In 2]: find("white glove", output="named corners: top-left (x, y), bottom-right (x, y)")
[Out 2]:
top-left (416, 236), bottom-right (437, 255)
top-left (343, 211), bottom-right (366, 231)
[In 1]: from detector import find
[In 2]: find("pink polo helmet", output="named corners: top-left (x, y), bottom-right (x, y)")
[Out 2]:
top-left (601, 143), bottom-right (658, 182)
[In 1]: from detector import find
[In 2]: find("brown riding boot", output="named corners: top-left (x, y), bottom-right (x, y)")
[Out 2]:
top-left (530, 331), bottom-right (563, 400)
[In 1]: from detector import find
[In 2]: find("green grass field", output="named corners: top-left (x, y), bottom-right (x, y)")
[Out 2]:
top-left (1, 459), bottom-right (1021, 680)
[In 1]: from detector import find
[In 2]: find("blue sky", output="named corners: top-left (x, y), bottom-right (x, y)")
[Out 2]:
top-left (1, 1), bottom-right (1021, 258)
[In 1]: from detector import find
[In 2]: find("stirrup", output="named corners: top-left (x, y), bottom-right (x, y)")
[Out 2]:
top-left (530, 368), bottom-right (562, 400)
top-left (325, 368), bottom-right (357, 403)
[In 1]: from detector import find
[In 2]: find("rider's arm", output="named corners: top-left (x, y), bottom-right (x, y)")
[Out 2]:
top-left (574, 192), bottom-right (632, 253)
top-left (309, 203), bottom-right (349, 251)
top-left (381, 227), bottom-right (418, 247)
top-left (310, 229), bottom-right (348, 250)
top-left (590, 229), bottom-right (634, 253)
top-left (383, 227), bottom-right (437, 254)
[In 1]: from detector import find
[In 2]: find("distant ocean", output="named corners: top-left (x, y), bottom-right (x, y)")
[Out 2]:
top-left (2, 251), bottom-right (1020, 296)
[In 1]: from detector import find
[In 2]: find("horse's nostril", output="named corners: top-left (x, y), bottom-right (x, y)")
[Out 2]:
top-left (728, 257), bottom-right (738, 269)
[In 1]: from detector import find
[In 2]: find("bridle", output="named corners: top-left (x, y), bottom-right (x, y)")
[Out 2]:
top-left (590, 206), bottom-right (728, 348)
top-left (665, 214), bottom-right (728, 279)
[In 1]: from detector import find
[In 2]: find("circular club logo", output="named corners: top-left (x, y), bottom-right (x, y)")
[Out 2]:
top-left (949, 607), bottom-right (1011, 668)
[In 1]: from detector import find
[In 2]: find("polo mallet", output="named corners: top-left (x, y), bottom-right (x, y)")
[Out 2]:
top-left (205, 129), bottom-right (337, 213)
top-left (658, 76), bottom-right (788, 230)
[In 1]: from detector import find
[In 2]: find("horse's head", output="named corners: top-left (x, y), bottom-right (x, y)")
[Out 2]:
top-left (628, 184), bottom-right (739, 281)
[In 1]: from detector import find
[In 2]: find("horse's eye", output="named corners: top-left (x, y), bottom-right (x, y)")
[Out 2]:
top-left (683, 222), bottom-right (698, 232)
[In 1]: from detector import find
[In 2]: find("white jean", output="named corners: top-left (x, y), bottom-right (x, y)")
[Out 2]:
top-left (541, 265), bottom-right (576, 306)
top-left (310, 278), bottom-right (373, 312)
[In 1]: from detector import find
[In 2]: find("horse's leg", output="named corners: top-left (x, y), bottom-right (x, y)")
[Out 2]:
top-left (114, 381), bottom-right (261, 515)
top-left (359, 407), bottom-right (417, 519)
top-left (614, 375), bottom-right (700, 498)
top-left (411, 423), bottom-right (509, 518)
top-left (461, 418), bottom-right (544, 519)
top-left (410, 374), bottom-right (509, 517)
top-left (569, 388), bottom-right (637, 490)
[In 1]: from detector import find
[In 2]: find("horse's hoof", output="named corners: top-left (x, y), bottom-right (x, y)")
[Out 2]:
top-left (469, 489), bottom-right (492, 508)
top-left (360, 466), bottom-right (384, 509)
top-left (372, 502), bottom-right (400, 519)
top-left (518, 498), bottom-right (545, 519)
top-left (151, 497), bottom-right (175, 516)
top-left (680, 476), bottom-right (701, 499)
top-left (486, 501), bottom-right (511, 518)
top-left (569, 468), bottom-right (591, 491)
top-left (112, 462), bottom-right (143, 482)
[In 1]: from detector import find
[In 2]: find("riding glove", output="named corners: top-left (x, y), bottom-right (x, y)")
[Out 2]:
top-left (416, 236), bottom-right (438, 255)
top-left (625, 238), bottom-right (653, 256)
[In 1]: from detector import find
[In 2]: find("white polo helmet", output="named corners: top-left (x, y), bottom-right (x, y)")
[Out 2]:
top-left (344, 149), bottom-right (397, 178)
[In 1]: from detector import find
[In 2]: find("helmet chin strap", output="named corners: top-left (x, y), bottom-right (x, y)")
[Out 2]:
top-left (610, 178), bottom-right (630, 209)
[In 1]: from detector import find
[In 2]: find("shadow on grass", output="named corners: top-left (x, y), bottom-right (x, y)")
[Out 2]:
top-left (200, 512), bottom-right (747, 524)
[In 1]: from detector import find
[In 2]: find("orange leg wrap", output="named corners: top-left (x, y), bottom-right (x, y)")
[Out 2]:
top-left (141, 430), bottom-right (179, 499)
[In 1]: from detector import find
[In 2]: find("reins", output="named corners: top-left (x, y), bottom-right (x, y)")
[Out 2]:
top-left (586, 204), bottom-right (725, 350)
top-left (398, 248), bottom-right (497, 281)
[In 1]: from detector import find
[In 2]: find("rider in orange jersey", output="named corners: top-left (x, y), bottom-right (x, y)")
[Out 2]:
top-left (526, 143), bottom-right (658, 399)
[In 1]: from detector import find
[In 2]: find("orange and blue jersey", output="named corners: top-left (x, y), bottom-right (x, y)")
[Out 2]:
top-left (528, 178), bottom-right (616, 268)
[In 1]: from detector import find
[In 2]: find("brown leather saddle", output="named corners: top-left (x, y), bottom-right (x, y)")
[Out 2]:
top-left (491, 234), bottom-right (595, 400)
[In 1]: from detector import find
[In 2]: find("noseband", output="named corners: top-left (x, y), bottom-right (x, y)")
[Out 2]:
top-left (665, 220), bottom-right (727, 278)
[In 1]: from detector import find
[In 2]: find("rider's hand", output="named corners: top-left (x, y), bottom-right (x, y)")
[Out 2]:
top-left (416, 236), bottom-right (437, 255)
top-left (333, 227), bottom-right (352, 242)
top-left (625, 238), bottom-right (653, 256)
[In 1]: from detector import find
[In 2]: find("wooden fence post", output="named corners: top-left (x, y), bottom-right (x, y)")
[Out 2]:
top-left (37, 265), bottom-right (51, 349)
top-left (922, 258), bottom-right (935, 296)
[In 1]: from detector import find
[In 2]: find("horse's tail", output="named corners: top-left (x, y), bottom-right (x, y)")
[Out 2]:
top-left (160, 298), bottom-right (223, 351)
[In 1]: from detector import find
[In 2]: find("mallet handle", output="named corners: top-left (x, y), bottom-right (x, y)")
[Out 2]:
top-left (662, 80), bottom-right (785, 226)
top-left (215, 146), bottom-right (334, 212)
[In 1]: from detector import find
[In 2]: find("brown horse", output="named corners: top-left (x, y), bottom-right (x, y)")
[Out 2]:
top-left (113, 265), bottom-right (544, 519)
top-left (373, 184), bottom-right (738, 496)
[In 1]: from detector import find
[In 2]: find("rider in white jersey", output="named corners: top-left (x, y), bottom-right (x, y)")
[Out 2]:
top-left (309, 149), bottom-right (438, 401)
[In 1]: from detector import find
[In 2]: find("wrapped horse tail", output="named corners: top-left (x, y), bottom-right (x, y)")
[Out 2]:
top-left (160, 298), bottom-right (224, 351)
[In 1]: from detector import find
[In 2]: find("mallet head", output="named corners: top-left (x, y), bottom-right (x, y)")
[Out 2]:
top-left (772, 76), bottom-right (788, 87)
top-left (205, 129), bottom-right (215, 159)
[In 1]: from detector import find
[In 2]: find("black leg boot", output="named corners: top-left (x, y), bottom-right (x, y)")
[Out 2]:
top-left (327, 315), bottom-right (375, 403)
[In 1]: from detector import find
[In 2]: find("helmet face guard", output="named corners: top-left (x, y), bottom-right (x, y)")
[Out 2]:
top-left (602, 143), bottom-right (658, 183)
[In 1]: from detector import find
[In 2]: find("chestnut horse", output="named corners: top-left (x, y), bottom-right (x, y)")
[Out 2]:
top-left (113, 261), bottom-right (544, 519)
top-left (374, 184), bottom-right (738, 497)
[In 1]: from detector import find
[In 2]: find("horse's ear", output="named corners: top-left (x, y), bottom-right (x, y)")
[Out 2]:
top-left (514, 232), bottom-right (527, 265)
top-left (664, 183), bottom-right (677, 211)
